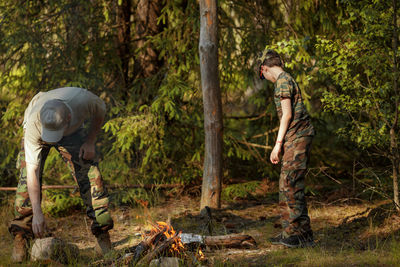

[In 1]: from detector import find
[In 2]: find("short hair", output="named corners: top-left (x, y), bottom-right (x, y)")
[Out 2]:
top-left (261, 49), bottom-right (283, 68)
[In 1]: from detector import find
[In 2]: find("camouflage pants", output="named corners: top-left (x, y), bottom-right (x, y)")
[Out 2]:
top-left (279, 136), bottom-right (313, 237)
top-left (9, 129), bottom-right (113, 238)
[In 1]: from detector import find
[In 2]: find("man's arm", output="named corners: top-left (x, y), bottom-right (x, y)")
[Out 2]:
top-left (26, 162), bottom-right (46, 238)
top-left (270, 98), bottom-right (292, 164)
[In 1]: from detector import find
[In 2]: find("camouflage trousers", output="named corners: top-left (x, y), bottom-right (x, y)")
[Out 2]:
top-left (9, 129), bottom-right (113, 239)
top-left (279, 135), bottom-right (313, 237)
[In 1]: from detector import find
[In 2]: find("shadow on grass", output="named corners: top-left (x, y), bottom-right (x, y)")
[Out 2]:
top-left (314, 202), bottom-right (400, 252)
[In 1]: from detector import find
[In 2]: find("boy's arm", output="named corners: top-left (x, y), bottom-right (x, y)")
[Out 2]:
top-left (270, 98), bottom-right (292, 164)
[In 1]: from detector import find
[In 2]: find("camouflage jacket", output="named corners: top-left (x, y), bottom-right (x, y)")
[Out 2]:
top-left (274, 71), bottom-right (315, 141)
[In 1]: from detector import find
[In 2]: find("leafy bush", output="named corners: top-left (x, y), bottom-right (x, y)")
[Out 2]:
top-left (222, 181), bottom-right (262, 202)
top-left (43, 190), bottom-right (84, 217)
top-left (109, 188), bottom-right (158, 208)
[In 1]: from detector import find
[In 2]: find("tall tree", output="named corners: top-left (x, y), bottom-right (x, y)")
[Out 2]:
top-left (390, 0), bottom-right (399, 210)
top-left (116, 0), bottom-right (132, 90)
top-left (199, 0), bottom-right (223, 210)
top-left (133, 0), bottom-right (164, 79)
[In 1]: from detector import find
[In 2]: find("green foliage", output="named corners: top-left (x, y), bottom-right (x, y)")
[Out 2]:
top-left (222, 181), bottom-right (261, 201)
top-left (317, 0), bottom-right (398, 150)
top-left (110, 188), bottom-right (156, 208)
top-left (43, 190), bottom-right (83, 217)
top-left (0, 0), bottom-right (366, 195)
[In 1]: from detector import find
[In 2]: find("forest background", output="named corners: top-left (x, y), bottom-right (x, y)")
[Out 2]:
top-left (0, 0), bottom-right (399, 234)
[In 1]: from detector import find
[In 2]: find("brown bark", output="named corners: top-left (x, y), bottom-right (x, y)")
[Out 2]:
top-left (116, 0), bottom-right (132, 88)
top-left (204, 234), bottom-right (257, 248)
top-left (133, 0), bottom-right (164, 79)
top-left (199, 0), bottom-right (223, 210)
top-left (181, 233), bottom-right (257, 248)
top-left (392, 0), bottom-right (399, 211)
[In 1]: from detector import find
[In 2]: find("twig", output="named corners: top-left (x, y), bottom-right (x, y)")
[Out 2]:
top-left (236, 140), bottom-right (272, 150)
top-left (136, 232), bottom-right (180, 266)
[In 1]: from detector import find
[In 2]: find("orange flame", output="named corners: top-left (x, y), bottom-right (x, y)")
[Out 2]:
top-left (147, 221), bottom-right (205, 259)
top-left (198, 247), bottom-right (205, 260)
top-left (149, 221), bottom-right (185, 253)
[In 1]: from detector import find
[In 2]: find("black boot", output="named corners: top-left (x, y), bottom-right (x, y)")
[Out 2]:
top-left (279, 231), bottom-right (315, 248)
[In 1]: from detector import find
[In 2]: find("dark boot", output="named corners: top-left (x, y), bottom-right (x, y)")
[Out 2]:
top-left (279, 231), bottom-right (315, 248)
top-left (268, 232), bottom-right (283, 245)
top-left (12, 233), bottom-right (28, 262)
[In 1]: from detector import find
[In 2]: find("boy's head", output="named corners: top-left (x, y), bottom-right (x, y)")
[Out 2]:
top-left (260, 49), bottom-right (283, 68)
top-left (258, 49), bottom-right (283, 81)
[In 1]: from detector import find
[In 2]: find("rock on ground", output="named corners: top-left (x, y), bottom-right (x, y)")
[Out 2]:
top-left (31, 237), bottom-right (79, 264)
top-left (149, 257), bottom-right (180, 267)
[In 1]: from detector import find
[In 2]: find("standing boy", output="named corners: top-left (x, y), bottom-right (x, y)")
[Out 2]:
top-left (259, 50), bottom-right (315, 248)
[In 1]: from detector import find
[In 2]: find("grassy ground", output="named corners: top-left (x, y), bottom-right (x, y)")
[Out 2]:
top-left (1, 183), bottom-right (400, 266)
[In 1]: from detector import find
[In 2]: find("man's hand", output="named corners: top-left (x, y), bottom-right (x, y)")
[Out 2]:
top-left (32, 211), bottom-right (46, 238)
top-left (79, 142), bottom-right (96, 160)
top-left (270, 143), bottom-right (282, 164)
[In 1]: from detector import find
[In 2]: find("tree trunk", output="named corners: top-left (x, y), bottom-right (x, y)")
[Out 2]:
top-left (116, 0), bottom-right (132, 89)
top-left (391, 0), bottom-right (399, 211)
top-left (133, 0), bottom-right (164, 79)
top-left (199, 0), bottom-right (223, 210)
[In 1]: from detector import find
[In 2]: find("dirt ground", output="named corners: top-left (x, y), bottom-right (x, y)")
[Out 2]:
top-left (1, 188), bottom-right (400, 266)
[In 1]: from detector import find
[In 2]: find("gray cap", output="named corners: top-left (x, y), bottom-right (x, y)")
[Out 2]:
top-left (39, 99), bottom-right (69, 143)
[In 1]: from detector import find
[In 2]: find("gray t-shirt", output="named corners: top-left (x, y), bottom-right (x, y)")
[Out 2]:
top-left (23, 87), bottom-right (106, 165)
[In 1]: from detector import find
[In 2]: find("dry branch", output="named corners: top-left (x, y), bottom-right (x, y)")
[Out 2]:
top-left (0, 184), bottom-right (182, 191)
top-left (136, 232), bottom-right (180, 266)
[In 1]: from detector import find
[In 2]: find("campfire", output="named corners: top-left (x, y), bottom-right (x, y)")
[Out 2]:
top-left (148, 221), bottom-right (186, 254)
top-left (93, 219), bottom-right (256, 266)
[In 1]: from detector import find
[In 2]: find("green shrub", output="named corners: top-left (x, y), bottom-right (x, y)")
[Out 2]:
top-left (43, 190), bottom-right (84, 217)
top-left (222, 181), bottom-right (262, 202)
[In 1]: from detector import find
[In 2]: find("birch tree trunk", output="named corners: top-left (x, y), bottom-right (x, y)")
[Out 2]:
top-left (199, 0), bottom-right (223, 210)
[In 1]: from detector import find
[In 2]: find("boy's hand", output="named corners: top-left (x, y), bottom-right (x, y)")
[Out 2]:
top-left (270, 143), bottom-right (282, 164)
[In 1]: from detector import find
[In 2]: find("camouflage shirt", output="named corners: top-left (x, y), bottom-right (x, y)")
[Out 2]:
top-left (274, 71), bottom-right (315, 140)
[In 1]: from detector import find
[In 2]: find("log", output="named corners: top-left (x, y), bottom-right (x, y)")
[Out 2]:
top-left (204, 234), bottom-right (257, 248)
top-left (0, 183), bottom-right (182, 191)
top-left (180, 233), bottom-right (256, 248)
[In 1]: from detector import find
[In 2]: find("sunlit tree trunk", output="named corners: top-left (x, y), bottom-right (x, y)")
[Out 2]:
top-left (199, 0), bottom-right (223, 210)
top-left (391, 0), bottom-right (399, 211)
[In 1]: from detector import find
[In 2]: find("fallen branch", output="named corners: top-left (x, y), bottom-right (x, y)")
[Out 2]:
top-left (0, 184), bottom-right (182, 191)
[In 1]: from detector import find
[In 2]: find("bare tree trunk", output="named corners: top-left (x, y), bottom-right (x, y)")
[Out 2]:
top-left (133, 0), bottom-right (164, 79)
top-left (199, 0), bottom-right (223, 210)
top-left (391, 0), bottom-right (399, 211)
top-left (116, 0), bottom-right (132, 88)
